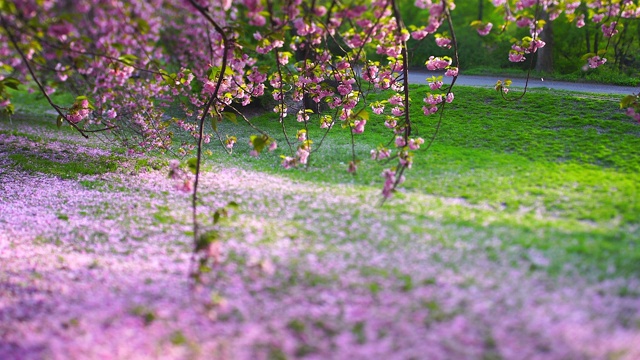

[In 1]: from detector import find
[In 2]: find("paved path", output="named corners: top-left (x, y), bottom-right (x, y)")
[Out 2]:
top-left (407, 71), bottom-right (639, 95)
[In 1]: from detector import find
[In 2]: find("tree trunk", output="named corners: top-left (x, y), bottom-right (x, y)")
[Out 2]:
top-left (585, 25), bottom-right (591, 53)
top-left (535, 12), bottom-right (554, 73)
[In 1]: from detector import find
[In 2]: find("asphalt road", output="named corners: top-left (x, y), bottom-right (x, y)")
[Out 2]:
top-left (406, 71), bottom-right (639, 95)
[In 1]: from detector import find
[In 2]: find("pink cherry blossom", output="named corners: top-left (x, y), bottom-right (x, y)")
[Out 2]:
top-left (281, 155), bottom-right (296, 169)
top-left (371, 103), bottom-right (385, 115)
top-left (435, 37), bottom-right (452, 48)
top-left (509, 52), bottom-right (526, 62)
top-left (445, 67), bottom-right (458, 77)
top-left (587, 55), bottom-right (607, 68)
top-left (425, 56), bottom-right (452, 71)
top-left (385, 118), bottom-right (397, 128)
top-left (352, 120), bottom-right (366, 134)
top-left (297, 147), bottom-right (310, 164)
top-left (516, 16), bottom-right (533, 28)
top-left (477, 23), bottom-right (493, 36)
top-left (408, 137), bottom-right (424, 150)
top-left (602, 22), bottom-right (619, 38)
top-left (429, 81), bottom-right (443, 90)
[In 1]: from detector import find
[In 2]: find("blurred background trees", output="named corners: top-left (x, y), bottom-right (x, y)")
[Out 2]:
top-left (394, 0), bottom-right (639, 85)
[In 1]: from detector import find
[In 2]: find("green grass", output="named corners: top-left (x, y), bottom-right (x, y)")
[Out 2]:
top-left (208, 87), bottom-right (639, 223)
top-left (0, 129), bottom-right (45, 142)
top-left (6, 87), bottom-right (76, 116)
top-left (4, 85), bottom-right (639, 275)
top-left (464, 66), bottom-right (640, 86)
top-left (197, 85), bottom-right (640, 275)
top-left (8, 153), bottom-right (120, 179)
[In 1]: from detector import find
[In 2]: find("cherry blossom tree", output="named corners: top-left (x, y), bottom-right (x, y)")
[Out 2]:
top-left (1, 0), bottom-right (638, 280)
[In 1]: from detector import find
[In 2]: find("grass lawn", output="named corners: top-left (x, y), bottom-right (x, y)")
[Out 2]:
top-left (200, 85), bottom-right (640, 276)
top-left (2, 84), bottom-right (639, 359)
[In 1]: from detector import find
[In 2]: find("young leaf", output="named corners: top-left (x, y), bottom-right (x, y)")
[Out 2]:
top-left (196, 230), bottom-right (219, 251)
top-left (136, 18), bottom-right (150, 34)
top-left (227, 201), bottom-right (239, 209)
top-left (207, 66), bottom-right (221, 80)
top-left (187, 158), bottom-right (198, 174)
top-left (250, 134), bottom-right (269, 153)
top-left (210, 116), bottom-right (218, 131)
top-left (118, 54), bottom-right (138, 65)
top-left (2, 77), bottom-right (21, 90)
top-left (222, 111), bottom-right (237, 123)
top-left (1, 103), bottom-right (14, 115)
top-left (353, 109), bottom-right (369, 121)
top-left (620, 95), bottom-right (637, 109)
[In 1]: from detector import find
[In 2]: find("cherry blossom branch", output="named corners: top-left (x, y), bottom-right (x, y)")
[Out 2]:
top-left (423, 1), bottom-right (459, 154)
top-left (1, 15), bottom-right (92, 138)
top-left (186, 0), bottom-right (233, 284)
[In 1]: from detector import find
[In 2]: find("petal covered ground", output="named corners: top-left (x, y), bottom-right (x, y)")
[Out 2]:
top-left (1, 123), bottom-right (640, 360)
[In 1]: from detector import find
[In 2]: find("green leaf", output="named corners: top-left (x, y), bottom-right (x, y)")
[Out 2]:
top-left (1, 103), bottom-right (14, 115)
top-left (354, 109), bottom-right (369, 121)
top-left (136, 18), bottom-right (150, 34)
top-left (56, 115), bottom-right (63, 128)
top-left (187, 157), bottom-right (198, 174)
top-left (581, 52), bottom-right (596, 60)
top-left (196, 230), bottom-right (219, 251)
top-left (170, 331), bottom-right (188, 346)
top-left (227, 201), bottom-right (239, 209)
top-left (207, 66), bottom-right (220, 80)
top-left (118, 54), bottom-right (138, 65)
top-left (2, 77), bottom-right (21, 90)
top-left (222, 111), bottom-right (237, 123)
top-left (620, 95), bottom-right (637, 109)
top-left (210, 115), bottom-right (218, 131)
top-left (250, 134), bottom-right (270, 153)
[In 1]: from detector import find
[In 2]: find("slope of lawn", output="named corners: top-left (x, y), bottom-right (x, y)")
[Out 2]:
top-left (204, 85), bottom-right (640, 276)
top-left (1, 85), bottom-right (639, 359)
